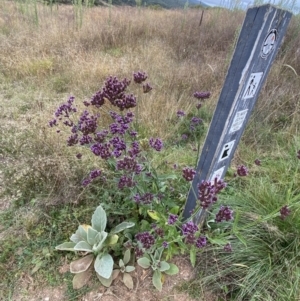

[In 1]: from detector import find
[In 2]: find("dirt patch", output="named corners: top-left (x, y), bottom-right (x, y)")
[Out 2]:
top-left (10, 256), bottom-right (217, 301)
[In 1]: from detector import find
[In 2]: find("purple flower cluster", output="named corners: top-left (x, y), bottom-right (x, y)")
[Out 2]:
top-left (198, 179), bottom-right (226, 209)
top-left (190, 116), bottom-right (202, 131)
top-left (168, 214), bottom-right (178, 225)
top-left (195, 236), bottom-right (207, 248)
top-left (149, 138), bottom-right (163, 151)
top-left (135, 231), bottom-right (155, 249)
top-left (117, 156), bottom-right (142, 175)
top-left (85, 76), bottom-right (135, 111)
top-left (215, 205), bottom-right (234, 222)
top-left (198, 181), bottom-right (217, 209)
top-left (177, 110), bottom-right (185, 118)
top-left (49, 96), bottom-right (77, 128)
top-left (78, 110), bottom-right (99, 136)
top-left (193, 91), bottom-right (211, 100)
top-left (118, 175), bottom-right (136, 189)
top-left (280, 205), bottom-right (291, 220)
top-left (237, 165), bottom-right (249, 176)
top-left (182, 221), bottom-right (199, 244)
top-left (182, 167), bottom-right (196, 181)
top-left (181, 221), bottom-right (207, 248)
top-left (133, 71), bottom-right (148, 83)
top-left (133, 192), bottom-right (154, 204)
top-left (82, 169), bottom-right (102, 186)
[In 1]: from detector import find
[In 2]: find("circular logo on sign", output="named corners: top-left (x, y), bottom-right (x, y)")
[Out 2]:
top-left (261, 29), bottom-right (277, 59)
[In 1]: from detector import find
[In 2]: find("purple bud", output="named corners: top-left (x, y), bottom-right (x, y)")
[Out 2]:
top-left (280, 205), bottom-right (291, 220)
top-left (193, 91), bottom-right (211, 100)
top-left (237, 165), bottom-right (249, 176)
top-left (195, 236), bottom-right (207, 248)
top-left (168, 214), bottom-right (178, 225)
top-left (223, 243), bottom-right (232, 252)
top-left (215, 205), bottom-right (234, 222)
top-left (182, 167), bottom-right (196, 181)
top-left (177, 110), bottom-right (185, 117)
top-left (133, 71), bottom-right (148, 84)
top-left (254, 159), bottom-right (261, 166)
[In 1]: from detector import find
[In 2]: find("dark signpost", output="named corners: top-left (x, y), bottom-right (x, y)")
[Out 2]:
top-left (183, 4), bottom-right (292, 224)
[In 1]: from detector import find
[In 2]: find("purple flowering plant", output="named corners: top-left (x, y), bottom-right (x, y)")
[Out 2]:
top-left (50, 72), bottom-right (239, 290)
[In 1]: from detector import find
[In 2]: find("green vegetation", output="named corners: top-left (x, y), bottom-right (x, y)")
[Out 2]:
top-left (0, 1), bottom-right (300, 300)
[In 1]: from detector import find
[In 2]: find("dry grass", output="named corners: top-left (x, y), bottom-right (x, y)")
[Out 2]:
top-left (0, 1), bottom-right (299, 203)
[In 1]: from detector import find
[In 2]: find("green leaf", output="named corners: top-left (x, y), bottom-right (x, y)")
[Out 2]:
top-left (72, 268), bottom-right (93, 289)
top-left (123, 249), bottom-right (131, 265)
top-left (105, 234), bottom-right (118, 246)
top-left (154, 247), bottom-right (164, 261)
top-left (70, 254), bottom-right (94, 274)
top-left (87, 227), bottom-right (99, 246)
top-left (55, 242), bottom-right (76, 251)
top-left (123, 273), bottom-right (134, 289)
top-left (92, 205), bottom-right (107, 232)
top-left (152, 270), bottom-right (162, 291)
top-left (74, 241), bottom-right (93, 253)
top-left (190, 247), bottom-right (196, 268)
top-left (147, 210), bottom-right (160, 221)
top-left (158, 261), bottom-right (170, 272)
top-left (169, 206), bottom-right (179, 215)
top-left (137, 257), bottom-right (151, 269)
top-left (94, 253), bottom-right (113, 279)
top-left (125, 266), bottom-right (135, 273)
top-left (96, 272), bottom-right (113, 287)
top-left (164, 263), bottom-right (179, 275)
top-left (119, 259), bottom-right (125, 268)
top-left (207, 237), bottom-right (229, 246)
top-left (111, 222), bottom-right (135, 234)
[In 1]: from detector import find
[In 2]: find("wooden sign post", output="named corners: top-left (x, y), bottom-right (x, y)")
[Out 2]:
top-left (183, 4), bottom-right (292, 223)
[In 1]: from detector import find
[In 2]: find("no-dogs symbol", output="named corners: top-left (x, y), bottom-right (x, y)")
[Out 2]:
top-left (261, 29), bottom-right (277, 59)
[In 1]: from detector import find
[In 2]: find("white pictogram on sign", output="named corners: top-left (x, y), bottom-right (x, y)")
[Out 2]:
top-left (242, 72), bottom-right (263, 99)
top-left (218, 140), bottom-right (235, 162)
top-left (210, 166), bottom-right (225, 184)
top-left (229, 109), bottom-right (248, 133)
top-left (261, 29), bottom-right (277, 59)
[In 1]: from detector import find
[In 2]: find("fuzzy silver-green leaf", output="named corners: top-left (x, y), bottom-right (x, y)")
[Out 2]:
top-left (96, 272), bottom-right (113, 287)
top-left (164, 263), bottom-right (179, 275)
top-left (123, 249), bottom-right (131, 265)
top-left (125, 266), bottom-right (135, 273)
top-left (158, 261), bottom-right (170, 272)
top-left (94, 253), bottom-right (113, 279)
top-left (93, 231), bottom-right (108, 253)
top-left (87, 227), bottom-right (98, 246)
top-left (74, 241), bottom-right (93, 253)
top-left (137, 257), bottom-right (151, 269)
top-left (152, 270), bottom-right (162, 291)
top-left (55, 242), bottom-right (76, 251)
top-left (91, 205), bottom-right (107, 232)
top-left (111, 221), bottom-right (135, 234)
